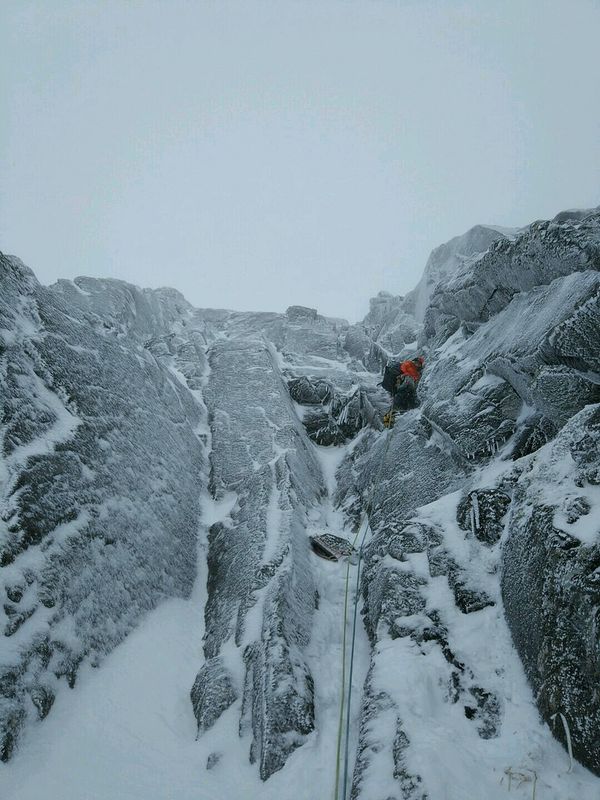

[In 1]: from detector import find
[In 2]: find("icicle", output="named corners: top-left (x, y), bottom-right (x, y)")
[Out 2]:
top-left (472, 492), bottom-right (480, 530)
top-left (470, 504), bottom-right (476, 537)
top-left (551, 712), bottom-right (574, 773)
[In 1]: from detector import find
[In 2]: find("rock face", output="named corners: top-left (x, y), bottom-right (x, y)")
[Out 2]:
top-left (422, 212), bottom-right (600, 348)
top-left (190, 656), bottom-right (237, 735)
top-left (1, 205), bottom-right (600, 795)
top-left (456, 489), bottom-right (511, 545)
top-left (345, 210), bottom-right (600, 794)
top-left (502, 405), bottom-right (600, 774)
top-left (198, 338), bottom-right (323, 779)
top-left (0, 254), bottom-right (205, 761)
top-left (417, 265), bottom-right (600, 460)
top-left (407, 223), bottom-right (515, 323)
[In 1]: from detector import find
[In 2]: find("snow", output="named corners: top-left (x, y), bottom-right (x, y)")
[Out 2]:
top-left (0, 437), bottom-right (374, 800)
top-left (1, 593), bottom-right (203, 800)
top-left (471, 373), bottom-right (505, 391)
top-left (303, 442), bottom-right (372, 800)
top-left (362, 481), bottom-right (600, 800)
top-left (201, 489), bottom-right (238, 528)
top-left (314, 443), bottom-right (348, 498)
top-left (372, 622), bottom-right (591, 800)
top-left (2, 227), bottom-right (600, 798)
top-left (4, 369), bottom-right (81, 471)
top-left (261, 466), bottom-right (283, 563)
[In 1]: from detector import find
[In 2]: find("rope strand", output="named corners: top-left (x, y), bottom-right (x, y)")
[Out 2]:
top-left (332, 426), bottom-right (394, 800)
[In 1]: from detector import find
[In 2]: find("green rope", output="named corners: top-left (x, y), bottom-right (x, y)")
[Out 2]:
top-left (332, 428), bottom-right (394, 800)
top-left (332, 511), bottom-right (370, 800)
top-left (342, 520), bottom-right (369, 800)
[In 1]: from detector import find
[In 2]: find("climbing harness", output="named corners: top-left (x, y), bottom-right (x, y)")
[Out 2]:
top-left (383, 408), bottom-right (395, 429)
top-left (332, 429), bottom-right (395, 800)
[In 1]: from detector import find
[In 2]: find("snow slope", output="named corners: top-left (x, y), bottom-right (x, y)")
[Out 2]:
top-left (1, 442), bottom-right (372, 800)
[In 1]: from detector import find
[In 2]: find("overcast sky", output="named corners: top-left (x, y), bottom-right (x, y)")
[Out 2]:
top-left (2, 1), bottom-right (599, 321)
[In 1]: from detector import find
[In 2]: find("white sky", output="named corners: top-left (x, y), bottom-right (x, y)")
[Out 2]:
top-left (1, 0), bottom-right (599, 322)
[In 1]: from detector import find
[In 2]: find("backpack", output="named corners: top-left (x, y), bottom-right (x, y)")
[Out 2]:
top-left (381, 362), bottom-right (401, 393)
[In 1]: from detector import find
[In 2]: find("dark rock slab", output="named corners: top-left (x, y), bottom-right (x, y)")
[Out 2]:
top-left (457, 489), bottom-right (511, 544)
top-left (191, 657), bottom-right (237, 734)
top-left (502, 406), bottom-right (600, 775)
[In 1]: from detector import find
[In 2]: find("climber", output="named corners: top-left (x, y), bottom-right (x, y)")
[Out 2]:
top-left (381, 356), bottom-right (424, 412)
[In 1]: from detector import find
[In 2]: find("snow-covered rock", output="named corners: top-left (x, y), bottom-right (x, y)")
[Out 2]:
top-left (419, 269), bottom-right (600, 461)
top-left (0, 254), bottom-right (205, 761)
top-left (502, 405), bottom-right (600, 774)
top-left (342, 210), bottom-right (600, 792)
top-left (407, 223), bottom-right (515, 323)
top-left (198, 338), bottom-right (324, 779)
top-left (1, 202), bottom-right (600, 799)
top-left (422, 211), bottom-right (600, 348)
top-left (361, 223), bottom-right (516, 356)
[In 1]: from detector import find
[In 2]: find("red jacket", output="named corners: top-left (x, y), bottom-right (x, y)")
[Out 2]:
top-left (400, 359), bottom-right (422, 382)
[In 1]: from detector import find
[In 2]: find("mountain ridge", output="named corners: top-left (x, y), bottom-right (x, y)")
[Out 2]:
top-left (1, 206), bottom-right (600, 799)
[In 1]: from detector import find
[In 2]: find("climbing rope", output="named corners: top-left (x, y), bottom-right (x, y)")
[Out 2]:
top-left (332, 510), bottom-right (371, 800)
top-left (332, 427), bottom-right (395, 800)
top-left (341, 518), bottom-right (370, 800)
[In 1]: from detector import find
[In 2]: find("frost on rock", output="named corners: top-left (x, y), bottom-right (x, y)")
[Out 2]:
top-left (502, 405), bottom-right (600, 774)
top-left (343, 324), bottom-right (388, 372)
top-left (288, 376), bottom-right (333, 405)
top-left (456, 489), bottom-right (511, 545)
top-left (422, 211), bottom-right (600, 347)
top-left (0, 254), bottom-right (205, 761)
top-left (2, 204), bottom-right (600, 797)
top-left (191, 656), bottom-right (237, 734)
top-left (336, 412), bottom-right (467, 535)
top-left (510, 413), bottom-right (558, 460)
top-left (197, 339), bottom-right (323, 779)
top-left (408, 223), bottom-right (513, 323)
top-left (419, 271), bottom-right (600, 462)
top-left (359, 224), bottom-right (513, 358)
top-left (300, 385), bottom-right (383, 446)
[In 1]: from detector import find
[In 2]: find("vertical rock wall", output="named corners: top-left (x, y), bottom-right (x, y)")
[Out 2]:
top-left (0, 255), bottom-right (205, 760)
top-left (192, 340), bottom-right (323, 779)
